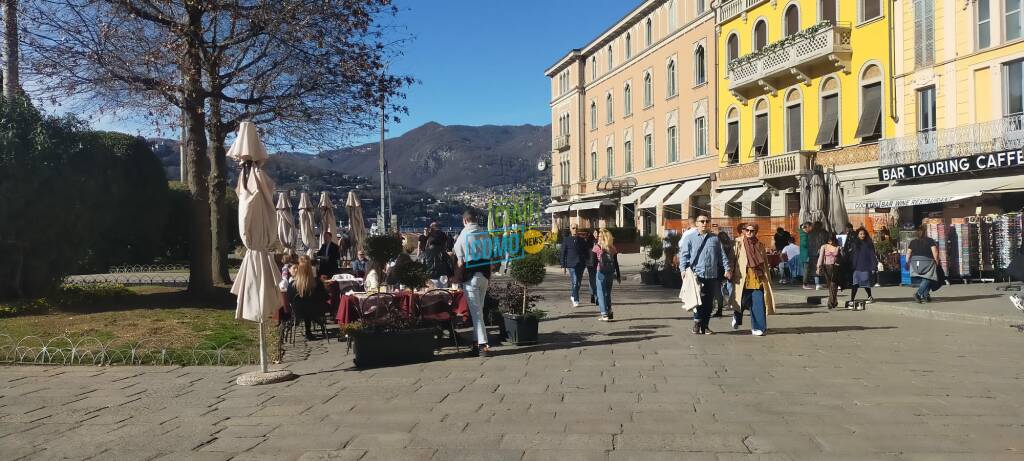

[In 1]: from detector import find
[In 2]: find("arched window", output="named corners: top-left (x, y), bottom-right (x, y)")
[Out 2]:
top-left (590, 56), bottom-right (597, 81)
top-left (694, 46), bottom-right (706, 85)
top-left (643, 72), bottom-right (653, 107)
top-left (861, 0), bottom-right (881, 23)
top-left (624, 139), bottom-right (633, 173)
top-left (646, 18), bottom-right (653, 46)
top-left (606, 146), bottom-right (614, 176)
top-left (816, 76), bottom-right (841, 148)
top-left (754, 20), bottom-right (767, 51)
top-left (668, 0), bottom-right (678, 30)
top-left (753, 99), bottom-right (769, 157)
top-left (606, 94), bottom-right (614, 124)
top-left (607, 45), bottom-right (614, 71)
top-left (856, 64), bottom-right (884, 141)
top-left (727, 33), bottom-right (739, 63)
top-left (644, 132), bottom-right (654, 168)
top-left (784, 4), bottom-right (800, 37)
top-left (667, 124), bottom-right (678, 163)
top-left (667, 59), bottom-right (677, 97)
top-left (820, 0), bottom-right (837, 24)
top-left (624, 84), bottom-right (632, 116)
top-left (696, 0), bottom-right (706, 14)
top-left (590, 101), bottom-right (597, 128)
top-left (725, 107), bottom-right (740, 164)
top-left (785, 89), bottom-right (803, 153)
top-left (590, 151), bottom-right (598, 180)
top-left (625, 33), bottom-right (632, 59)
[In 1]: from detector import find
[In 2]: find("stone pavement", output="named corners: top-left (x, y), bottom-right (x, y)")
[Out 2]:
top-left (2, 270), bottom-right (1024, 460)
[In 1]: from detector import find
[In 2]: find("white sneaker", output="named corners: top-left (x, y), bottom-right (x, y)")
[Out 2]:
top-left (731, 316), bottom-right (739, 330)
top-left (572, 300), bottom-right (580, 308)
top-left (751, 330), bottom-right (765, 336)
top-left (815, 285), bottom-right (822, 290)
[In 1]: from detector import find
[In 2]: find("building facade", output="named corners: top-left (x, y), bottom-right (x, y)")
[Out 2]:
top-left (714, 0), bottom-right (894, 228)
top-left (545, 0), bottom-right (719, 236)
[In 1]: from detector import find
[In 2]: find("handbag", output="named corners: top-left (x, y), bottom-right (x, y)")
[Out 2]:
top-left (678, 234), bottom-right (711, 312)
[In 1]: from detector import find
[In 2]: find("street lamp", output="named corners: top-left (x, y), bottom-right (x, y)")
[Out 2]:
top-left (377, 61), bottom-right (391, 234)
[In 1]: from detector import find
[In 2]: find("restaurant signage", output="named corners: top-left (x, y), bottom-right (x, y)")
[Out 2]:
top-left (878, 149), bottom-right (1024, 181)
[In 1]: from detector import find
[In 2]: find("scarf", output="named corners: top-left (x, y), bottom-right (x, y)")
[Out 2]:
top-left (744, 236), bottom-right (766, 276)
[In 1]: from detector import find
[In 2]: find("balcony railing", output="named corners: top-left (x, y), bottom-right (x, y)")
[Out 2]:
top-left (718, 0), bottom-right (769, 24)
top-left (728, 22), bottom-right (852, 97)
top-left (554, 134), bottom-right (570, 152)
top-left (879, 114), bottom-right (1024, 166)
top-left (759, 151), bottom-right (814, 180)
top-left (573, 181), bottom-right (588, 196)
top-left (551, 184), bottom-right (570, 199)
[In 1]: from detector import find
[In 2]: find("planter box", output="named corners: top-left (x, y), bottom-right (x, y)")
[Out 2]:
top-left (640, 270), bottom-right (660, 285)
top-left (877, 271), bottom-right (901, 287)
top-left (502, 313), bottom-right (539, 345)
top-left (660, 268), bottom-right (682, 289)
top-left (350, 328), bottom-right (435, 368)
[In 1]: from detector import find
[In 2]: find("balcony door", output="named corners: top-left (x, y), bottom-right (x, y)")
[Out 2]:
top-left (784, 5), bottom-right (800, 37)
top-left (754, 20), bottom-right (767, 51)
top-left (820, 0), bottom-right (837, 24)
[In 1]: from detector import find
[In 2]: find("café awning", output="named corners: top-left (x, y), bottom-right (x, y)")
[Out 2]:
top-left (664, 178), bottom-right (709, 205)
top-left (545, 203), bottom-right (571, 213)
top-left (711, 188), bottom-right (743, 208)
top-left (620, 186), bottom-right (654, 204)
top-left (638, 183), bottom-right (679, 209)
top-left (736, 186), bottom-right (769, 203)
top-left (848, 175), bottom-right (1024, 208)
top-left (572, 199), bottom-right (615, 211)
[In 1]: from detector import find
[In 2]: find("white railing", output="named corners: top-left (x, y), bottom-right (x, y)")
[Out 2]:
top-left (554, 134), bottom-right (570, 151)
top-left (551, 184), bottom-right (570, 198)
top-left (728, 23), bottom-right (852, 90)
top-left (759, 151), bottom-right (814, 180)
top-left (879, 114), bottom-right (1024, 166)
top-left (718, 0), bottom-right (769, 23)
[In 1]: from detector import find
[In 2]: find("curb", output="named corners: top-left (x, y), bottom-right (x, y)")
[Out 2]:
top-left (772, 291), bottom-right (1021, 328)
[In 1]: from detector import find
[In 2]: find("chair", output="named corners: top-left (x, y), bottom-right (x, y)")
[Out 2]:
top-left (360, 293), bottom-right (397, 326)
top-left (418, 289), bottom-right (459, 351)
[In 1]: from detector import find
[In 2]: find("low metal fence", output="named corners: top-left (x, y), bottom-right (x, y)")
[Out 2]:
top-left (0, 334), bottom-right (257, 366)
top-left (62, 274), bottom-right (189, 287)
top-left (108, 264), bottom-right (189, 273)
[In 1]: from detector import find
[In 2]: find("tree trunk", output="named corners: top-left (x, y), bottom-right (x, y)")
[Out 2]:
top-left (183, 7), bottom-right (213, 296)
top-left (207, 82), bottom-right (231, 285)
top-left (2, 0), bottom-right (18, 97)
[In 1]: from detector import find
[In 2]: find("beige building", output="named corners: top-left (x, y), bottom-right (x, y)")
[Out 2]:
top-left (545, 0), bottom-right (718, 236)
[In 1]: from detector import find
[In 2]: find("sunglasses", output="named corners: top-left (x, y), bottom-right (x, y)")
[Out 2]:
top-left (744, 228), bottom-right (756, 232)
top-left (696, 219), bottom-right (709, 223)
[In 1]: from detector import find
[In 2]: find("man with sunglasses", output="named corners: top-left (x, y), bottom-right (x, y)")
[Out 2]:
top-left (679, 215), bottom-right (732, 335)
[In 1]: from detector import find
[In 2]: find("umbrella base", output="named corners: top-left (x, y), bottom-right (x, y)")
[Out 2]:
top-left (235, 370), bottom-right (296, 386)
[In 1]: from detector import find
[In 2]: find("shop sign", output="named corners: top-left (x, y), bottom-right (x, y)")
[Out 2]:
top-left (878, 149), bottom-right (1024, 181)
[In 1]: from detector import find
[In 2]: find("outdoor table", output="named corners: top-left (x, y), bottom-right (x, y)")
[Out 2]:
top-left (335, 289), bottom-right (468, 326)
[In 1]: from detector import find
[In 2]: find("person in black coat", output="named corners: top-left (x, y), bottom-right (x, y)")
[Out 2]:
top-left (561, 224), bottom-right (588, 307)
top-left (585, 229), bottom-right (599, 305)
top-left (287, 257), bottom-right (329, 340)
top-left (316, 231), bottom-right (341, 278)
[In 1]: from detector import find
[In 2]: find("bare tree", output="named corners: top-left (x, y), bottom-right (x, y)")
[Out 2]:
top-left (2, 0), bottom-right (18, 95)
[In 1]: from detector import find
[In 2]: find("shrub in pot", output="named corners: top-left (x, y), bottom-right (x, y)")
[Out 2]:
top-left (640, 260), bottom-right (661, 285)
top-left (505, 254), bottom-right (548, 345)
top-left (364, 234), bottom-right (403, 266)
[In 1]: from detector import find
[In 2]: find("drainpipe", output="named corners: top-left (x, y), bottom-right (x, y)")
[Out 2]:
top-left (888, 0), bottom-right (899, 123)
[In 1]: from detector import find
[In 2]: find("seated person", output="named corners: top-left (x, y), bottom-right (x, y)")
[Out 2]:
top-left (286, 256), bottom-right (328, 340)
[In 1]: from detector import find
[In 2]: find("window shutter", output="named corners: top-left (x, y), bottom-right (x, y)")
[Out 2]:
top-left (924, 1), bottom-right (935, 65)
top-left (914, 0), bottom-right (923, 67)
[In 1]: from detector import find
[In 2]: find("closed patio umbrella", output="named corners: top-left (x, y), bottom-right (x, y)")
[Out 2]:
top-left (346, 191), bottom-right (367, 253)
top-left (298, 192), bottom-right (316, 257)
top-left (809, 171), bottom-right (827, 230)
top-left (318, 191), bottom-right (337, 247)
top-left (227, 122), bottom-right (290, 382)
top-left (827, 170), bottom-right (850, 233)
top-left (798, 173), bottom-right (811, 226)
top-left (276, 192), bottom-right (296, 255)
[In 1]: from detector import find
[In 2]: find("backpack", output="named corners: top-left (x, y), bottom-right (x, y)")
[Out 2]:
top-left (599, 251), bottom-right (617, 275)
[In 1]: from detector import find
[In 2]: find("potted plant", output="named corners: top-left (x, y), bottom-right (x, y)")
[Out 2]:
top-left (874, 239), bottom-right (901, 286)
top-left (392, 259), bottom-right (430, 290)
top-left (639, 235), bottom-right (663, 285)
top-left (640, 260), bottom-right (661, 285)
top-left (342, 308), bottom-right (435, 368)
top-left (504, 254), bottom-right (548, 345)
top-left (364, 234), bottom-right (403, 266)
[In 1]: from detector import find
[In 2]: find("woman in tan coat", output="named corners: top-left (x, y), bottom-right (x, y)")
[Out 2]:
top-left (731, 223), bottom-right (776, 336)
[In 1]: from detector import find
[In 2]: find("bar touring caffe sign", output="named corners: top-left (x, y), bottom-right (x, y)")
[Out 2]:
top-left (878, 149), bottom-right (1024, 181)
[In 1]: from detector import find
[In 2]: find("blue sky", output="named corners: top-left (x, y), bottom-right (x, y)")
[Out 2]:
top-left (90, 0), bottom-right (637, 147)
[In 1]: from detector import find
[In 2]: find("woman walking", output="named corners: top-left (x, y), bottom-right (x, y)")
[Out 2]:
top-left (593, 229), bottom-right (621, 321)
top-left (906, 225), bottom-right (940, 303)
top-left (848, 227), bottom-right (878, 306)
top-left (731, 223), bottom-right (775, 336)
top-left (816, 235), bottom-right (842, 309)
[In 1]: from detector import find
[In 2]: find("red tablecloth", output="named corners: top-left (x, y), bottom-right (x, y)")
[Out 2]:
top-left (336, 290), bottom-right (468, 326)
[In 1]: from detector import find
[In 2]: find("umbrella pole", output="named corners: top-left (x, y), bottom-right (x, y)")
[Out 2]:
top-left (258, 321), bottom-right (269, 373)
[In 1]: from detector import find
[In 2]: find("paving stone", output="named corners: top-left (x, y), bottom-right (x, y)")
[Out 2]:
top-left (500, 433), bottom-right (614, 451)
top-left (198, 437), bottom-right (267, 452)
top-left (295, 450), bottom-right (366, 461)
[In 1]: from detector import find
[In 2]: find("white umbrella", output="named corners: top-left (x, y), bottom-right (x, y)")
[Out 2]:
top-left (227, 122), bottom-right (288, 381)
top-left (346, 191), bottom-right (367, 253)
top-left (827, 170), bottom-right (850, 233)
top-left (298, 192), bottom-right (316, 257)
top-left (809, 171), bottom-right (828, 230)
top-left (276, 192), bottom-right (296, 254)
top-left (798, 173), bottom-right (810, 226)
top-left (318, 191), bottom-right (337, 248)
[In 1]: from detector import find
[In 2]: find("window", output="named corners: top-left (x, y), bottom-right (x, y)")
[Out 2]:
top-left (917, 86), bottom-right (936, 132)
top-left (727, 34), bottom-right (739, 63)
top-left (784, 5), bottom-right (799, 37)
top-left (590, 101), bottom-right (597, 128)
top-left (625, 33), bottom-right (632, 59)
top-left (785, 91), bottom-right (802, 153)
top-left (607, 45), bottom-right (614, 71)
top-left (861, 0), bottom-right (881, 22)
top-left (1008, 0), bottom-right (1022, 41)
top-left (606, 94), bottom-right (614, 124)
top-left (591, 57), bottom-right (597, 81)
top-left (725, 107), bottom-right (739, 164)
top-left (667, 60), bottom-right (677, 97)
top-left (856, 65), bottom-right (883, 140)
top-left (754, 20), bottom-right (767, 51)
top-left (817, 77), bottom-right (841, 148)
top-left (753, 99), bottom-right (769, 157)
top-left (694, 46), bottom-right (706, 85)
top-left (646, 18), bottom-right (653, 46)
top-left (694, 116), bottom-right (707, 157)
top-left (624, 140), bottom-right (633, 173)
top-left (624, 84), bottom-right (632, 116)
top-left (1003, 59), bottom-right (1024, 115)
top-left (914, 0), bottom-right (934, 68)
top-left (696, 0), bottom-right (705, 15)
top-left (977, 0), bottom-right (991, 49)
top-left (644, 134), bottom-right (653, 168)
top-left (590, 151), bottom-right (598, 179)
top-left (667, 126), bottom-right (678, 163)
top-left (820, 0), bottom-right (837, 24)
top-left (668, 0), bottom-right (677, 30)
top-left (643, 72), bottom-right (653, 107)
top-left (606, 146), bottom-right (614, 177)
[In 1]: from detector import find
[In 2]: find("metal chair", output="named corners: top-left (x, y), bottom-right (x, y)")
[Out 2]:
top-left (360, 293), bottom-right (397, 326)
top-left (418, 289), bottom-right (459, 351)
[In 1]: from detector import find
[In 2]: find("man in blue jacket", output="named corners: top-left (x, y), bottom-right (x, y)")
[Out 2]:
top-left (679, 215), bottom-right (732, 335)
top-left (561, 223), bottom-right (587, 307)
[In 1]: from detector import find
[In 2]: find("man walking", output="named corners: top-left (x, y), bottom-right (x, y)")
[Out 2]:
top-left (454, 208), bottom-right (493, 357)
top-left (679, 215), bottom-right (731, 335)
top-left (561, 224), bottom-right (587, 307)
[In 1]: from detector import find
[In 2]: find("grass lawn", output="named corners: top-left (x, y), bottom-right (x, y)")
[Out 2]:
top-left (0, 286), bottom-right (276, 365)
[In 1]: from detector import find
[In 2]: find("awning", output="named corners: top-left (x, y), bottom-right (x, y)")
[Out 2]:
top-left (572, 199), bottom-right (614, 211)
top-left (620, 186), bottom-right (654, 204)
top-left (724, 123), bottom-right (739, 159)
top-left (848, 175), bottom-right (1024, 208)
top-left (752, 115), bottom-right (768, 154)
top-left (664, 179), bottom-right (709, 205)
top-left (855, 84), bottom-right (882, 139)
top-left (816, 95), bottom-right (839, 146)
top-left (711, 188), bottom-right (743, 207)
top-left (736, 186), bottom-right (769, 203)
top-left (638, 184), bottom-right (679, 209)
top-left (545, 203), bottom-right (570, 213)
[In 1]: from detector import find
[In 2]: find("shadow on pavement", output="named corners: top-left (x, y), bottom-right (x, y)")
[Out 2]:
top-left (719, 325), bottom-right (897, 335)
top-left (870, 295), bottom-right (1003, 303)
top-left (487, 332), bottom-right (672, 357)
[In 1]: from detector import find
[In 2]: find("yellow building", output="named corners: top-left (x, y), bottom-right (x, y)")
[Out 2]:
top-left (714, 0), bottom-right (895, 223)
top-left (545, 0), bottom-right (719, 236)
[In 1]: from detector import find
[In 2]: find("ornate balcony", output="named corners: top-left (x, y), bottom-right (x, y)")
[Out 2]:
top-left (554, 134), bottom-right (570, 152)
top-left (879, 114), bottom-right (1024, 166)
top-left (759, 151), bottom-right (814, 181)
top-left (718, 0), bottom-right (769, 24)
top-left (551, 184), bottom-right (570, 199)
top-left (728, 22), bottom-right (852, 102)
top-left (717, 162), bottom-right (759, 184)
